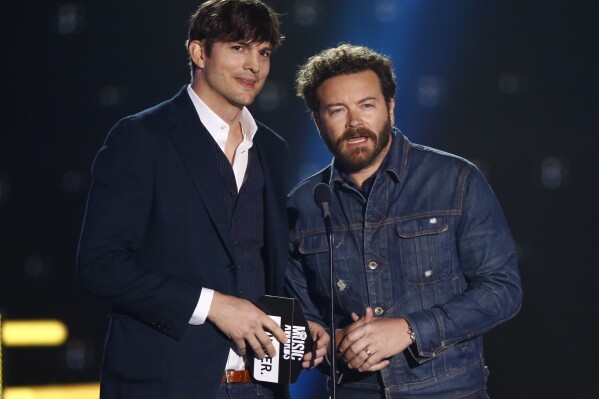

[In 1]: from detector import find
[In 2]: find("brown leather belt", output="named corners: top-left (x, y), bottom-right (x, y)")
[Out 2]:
top-left (222, 369), bottom-right (252, 383)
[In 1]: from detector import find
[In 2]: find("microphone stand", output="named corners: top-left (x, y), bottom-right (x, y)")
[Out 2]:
top-left (313, 183), bottom-right (336, 398)
top-left (323, 211), bottom-right (336, 399)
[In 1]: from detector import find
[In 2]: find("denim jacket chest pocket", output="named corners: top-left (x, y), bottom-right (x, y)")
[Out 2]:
top-left (298, 230), bottom-right (354, 297)
top-left (396, 215), bottom-right (452, 285)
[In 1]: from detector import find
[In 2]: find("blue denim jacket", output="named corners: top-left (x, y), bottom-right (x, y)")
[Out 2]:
top-left (286, 130), bottom-right (522, 398)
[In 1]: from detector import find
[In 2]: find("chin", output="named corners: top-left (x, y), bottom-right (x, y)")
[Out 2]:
top-left (230, 97), bottom-right (255, 108)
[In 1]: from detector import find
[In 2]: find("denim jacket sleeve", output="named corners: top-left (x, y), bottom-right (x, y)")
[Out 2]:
top-left (403, 166), bottom-right (522, 361)
top-left (285, 238), bottom-right (329, 326)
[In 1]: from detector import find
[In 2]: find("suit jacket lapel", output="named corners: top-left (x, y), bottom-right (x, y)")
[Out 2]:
top-left (254, 129), bottom-right (287, 294)
top-left (165, 88), bottom-right (235, 262)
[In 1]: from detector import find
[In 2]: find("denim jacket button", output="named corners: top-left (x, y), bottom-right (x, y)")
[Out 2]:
top-left (374, 307), bottom-right (384, 316)
top-left (368, 261), bottom-right (378, 270)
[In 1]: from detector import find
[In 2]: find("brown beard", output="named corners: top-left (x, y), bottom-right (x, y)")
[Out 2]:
top-left (323, 118), bottom-right (392, 174)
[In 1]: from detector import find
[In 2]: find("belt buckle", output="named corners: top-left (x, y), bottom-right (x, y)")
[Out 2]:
top-left (225, 370), bottom-right (238, 383)
top-left (223, 369), bottom-right (251, 383)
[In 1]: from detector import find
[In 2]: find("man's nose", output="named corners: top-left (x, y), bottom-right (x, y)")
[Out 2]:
top-left (244, 52), bottom-right (260, 73)
top-left (346, 110), bottom-right (364, 129)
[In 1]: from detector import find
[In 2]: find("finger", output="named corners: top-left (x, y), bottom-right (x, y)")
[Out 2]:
top-left (247, 335), bottom-right (268, 359)
top-left (261, 317), bottom-right (287, 344)
top-left (308, 321), bottom-right (322, 340)
top-left (304, 344), bottom-right (328, 369)
top-left (314, 345), bottom-right (328, 361)
top-left (338, 325), bottom-right (367, 353)
top-left (303, 355), bottom-right (324, 369)
top-left (343, 342), bottom-right (367, 365)
top-left (350, 346), bottom-right (374, 369)
top-left (302, 348), bottom-right (317, 369)
top-left (315, 331), bottom-right (330, 347)
top-left (319, 332), bottom-right (331, 346)
top-left (235, 338), bottom-right (247, 356)
top-left (255, 330), bottom-right (279, 358)
top-left (363, 307), bottom-right (374, 323)
top-left (351, 312), bottom-right (360, 322)
top-left (313, 356), bottom-right (324, 367)
top-left (303, 358), bottom-right (322, 369)
top-left (302, 348), bottom-right (316, 362)
top-left (347, 351), bottom-right (369, 369)
top-left (360, 359), bottom-right (389, 372)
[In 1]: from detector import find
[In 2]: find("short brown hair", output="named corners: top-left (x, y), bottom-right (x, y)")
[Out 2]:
top-left (296, 43), bottom-right (396, 113)
top-left (187, 0), bottom-right (284, 71)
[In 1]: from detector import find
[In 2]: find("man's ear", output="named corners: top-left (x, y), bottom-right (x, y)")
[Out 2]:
top-left (312, 111), bottom-right (323, 137)
top-left (188, 40), bottom-right (206, 69)
top-left (388, 98), bottom-right (395, 126)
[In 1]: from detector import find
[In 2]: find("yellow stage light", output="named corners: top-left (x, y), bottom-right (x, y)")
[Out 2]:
top-left (2, 320), bottom-right (68, 347)
top-left (4, 383), bottom-right (100, 399)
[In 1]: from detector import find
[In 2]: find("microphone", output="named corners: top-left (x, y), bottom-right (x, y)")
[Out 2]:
top-left (313, 183), bottom-right (331, 221)
top-left (313, 183), bottom-right (336, 399)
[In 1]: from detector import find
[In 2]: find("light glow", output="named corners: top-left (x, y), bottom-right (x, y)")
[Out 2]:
top-left (5, 383), bottom-right (99, 399)
top-left (2, 320), bottom-right (68, 347)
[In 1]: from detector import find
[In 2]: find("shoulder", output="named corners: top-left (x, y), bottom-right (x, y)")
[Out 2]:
top-left (409, 141), bottom-right (474, 169)
top-left (104, 91), bottom-right (185, 145)
top-left (404, 139), bottom-right (479, 181)
top-left (287, 166), bottom-right (331, 201)
top-left (406, 140), bottom-right (493, 197)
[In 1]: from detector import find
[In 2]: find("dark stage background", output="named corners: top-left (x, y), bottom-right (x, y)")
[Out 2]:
top-left (1, 1), bottom-right (597, 398)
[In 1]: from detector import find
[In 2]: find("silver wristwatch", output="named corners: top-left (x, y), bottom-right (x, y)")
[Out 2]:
top-left (407, 325), bottom-right (416, 343)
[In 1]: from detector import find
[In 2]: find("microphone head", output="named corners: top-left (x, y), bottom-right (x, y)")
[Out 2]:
top-left (313, 183), bottom-right (331, 206)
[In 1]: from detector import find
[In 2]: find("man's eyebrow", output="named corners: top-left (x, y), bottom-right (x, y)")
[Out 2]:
top-left (358, 96), bottom-right (377, 103)
top-left (235, 40), bottom-right (273, 49)
top-left (323, 102), bottom-right (345, 109)
top-left (323, 96), bottom-right (377, 108)
top-left (258, 43), bottom-right (273, 51)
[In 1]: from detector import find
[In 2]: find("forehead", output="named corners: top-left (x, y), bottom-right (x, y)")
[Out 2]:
top-left (317, 70), bottom-right (383, 104)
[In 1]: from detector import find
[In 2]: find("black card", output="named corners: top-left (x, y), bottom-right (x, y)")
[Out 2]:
top-left (253, 295), bottom-right (313, 384)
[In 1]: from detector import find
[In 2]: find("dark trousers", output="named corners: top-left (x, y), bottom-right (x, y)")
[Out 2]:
top-left (215, 382), bottom-right (275, 399)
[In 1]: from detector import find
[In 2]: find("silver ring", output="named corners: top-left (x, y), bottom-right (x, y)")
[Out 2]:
top-left (364, 348), bottom-right (373, 357)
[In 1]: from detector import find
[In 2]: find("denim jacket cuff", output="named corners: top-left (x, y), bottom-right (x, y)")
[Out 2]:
top-left (403, 310), bottom-right (447, 362)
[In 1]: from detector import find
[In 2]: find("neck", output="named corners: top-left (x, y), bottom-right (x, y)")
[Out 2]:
top-left (190, 79), bottom-right (243, 127)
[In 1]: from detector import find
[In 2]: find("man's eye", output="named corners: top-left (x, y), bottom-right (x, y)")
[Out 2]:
top-left (260, 50), bottom-right (272, 58)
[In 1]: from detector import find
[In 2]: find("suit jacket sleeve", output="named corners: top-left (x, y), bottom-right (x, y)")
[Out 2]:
top-left (77, 117), bottom-right (201, 341)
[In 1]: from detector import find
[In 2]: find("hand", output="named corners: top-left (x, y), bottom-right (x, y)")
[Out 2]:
top-left (337, 307), bottom-right (413, 372)
top-left (335, 307), bottom-right (375, 350)
top-left (207, 292), bottom-right (287, 359)
top-left (302, 321), bottom-right (330, 369)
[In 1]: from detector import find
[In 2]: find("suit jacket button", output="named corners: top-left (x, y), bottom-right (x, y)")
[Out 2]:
top-left (227, 264), bottom-right (237, 272)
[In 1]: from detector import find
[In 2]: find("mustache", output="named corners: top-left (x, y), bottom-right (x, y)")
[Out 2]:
top-left (335, 127), bottom-right (378, 147)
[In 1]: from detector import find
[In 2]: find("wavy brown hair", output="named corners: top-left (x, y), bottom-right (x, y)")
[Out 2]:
top-left (187, 0), bottom-right (284, 72)
top-left (296, 43), bottom-right (396, 113)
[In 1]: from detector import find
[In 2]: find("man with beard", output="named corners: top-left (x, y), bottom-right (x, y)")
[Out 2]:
top-left (285, 44), bottom-right (522, 398)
